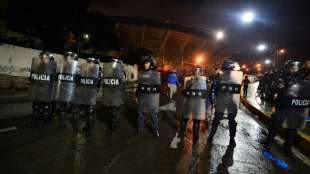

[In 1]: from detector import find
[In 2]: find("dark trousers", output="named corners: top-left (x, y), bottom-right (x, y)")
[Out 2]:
top-left (208, 112), bottom-right (237, 141)
top-left (32, 101), bottom-right (52, 123)
top-left (137, 98), bottom-right (158, 131)
top-left (57, 102), bottom-right (74, 128)
top-left (105, 106), bottom-right (120, 132)
top-left (78, 105), bottom-right (96, 136)
top-left (138, 110), bottom-right (158, 131)
top-left (243, 85), bottom-right (248, 97)
top-left (180, 118), bottom-right (201, 143)
top-left (265, 113), bottom-right (297, 150)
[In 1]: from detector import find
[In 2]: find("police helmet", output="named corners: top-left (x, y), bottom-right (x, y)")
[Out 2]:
top-left (87, 57), bottom-right (97, 63)
top-left (39, 51), bottom-right (54, 60)
top-left (64, 51), bottom-right (78, 61)
top-left (192, 65), bottom-right (204, 75)
top-left (221, 60), bottom-right (241, 71)
top-left (284, 60), bottom-right (303, 74)
top-left (141, 55), bottom-right (156, 70)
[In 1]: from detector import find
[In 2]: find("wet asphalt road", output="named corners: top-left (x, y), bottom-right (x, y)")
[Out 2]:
top-left (0, 94), bottom-right (309, 174)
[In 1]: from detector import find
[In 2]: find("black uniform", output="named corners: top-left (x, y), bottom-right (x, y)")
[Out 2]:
top-left (208, 60), bottom-right (243, 146)
top-left (101, 58), bottom-right (125, 135)
top-left (53, 52), bottom-right (80, 128)
top-left (264, 60), bottom-right (310, 155)
top-left (136, 56), bottom-right (161, 137)
top-left (179, 66), bottom-right (208, 143)
top-left (74, 58), bottom-right (100, 136)
top-left (29, 52), bottom-right (56, 124)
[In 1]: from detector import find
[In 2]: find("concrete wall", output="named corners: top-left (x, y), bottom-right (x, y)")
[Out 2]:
top-left (0, 44), bottom-right (138, 89)
top-left (0, 44), bottom-right (62, 89)
top-left (0, 44), bottom-right (64, 77)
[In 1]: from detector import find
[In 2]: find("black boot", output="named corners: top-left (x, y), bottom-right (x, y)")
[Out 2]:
top-left (228, 113), bottom-right (237, 147)
top-left (137, 128), bottom-right (143, 135)
top-left (85, 107), bottom-right (96, 137)
top-left (112, 107), bottom-right (120, 128)
top-left (281, 129), bottom-right (296, 156)
top-left (263, 127), bottom-right (278, 150)
top-left (207, 112), bottom-right (222, 144)
top-left (264, 113), bottom-right (282, 150)
top-left (179, 118), bottom-right (188, 138)
top-left (193, 119), bottom-right (201, 144)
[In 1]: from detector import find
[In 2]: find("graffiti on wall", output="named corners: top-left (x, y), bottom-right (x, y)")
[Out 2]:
top-left (0, 64), bottom-right (31, 76)
top-left (0, 44), bottom-right (138, 79)
top-left (0, 44), bottom-right (61, 77)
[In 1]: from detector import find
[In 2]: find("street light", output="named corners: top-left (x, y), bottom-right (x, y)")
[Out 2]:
top-left (257, 43), bottom-right (267, 52)
top-left (215, 31), bottom-right (224, 40)
top-left (264, 59), bottom-right (271, 65)
top-left (256, 63), bottom-right (261, 68)
top-left (83, 33), bottom-right (90, 40)
top-left (242, 11), bottom-right (255, 23)
top-left (196, 56), bottom-right (203, 63)
top-left (279, 48), bottom-right (286, 54)
top-left (242, 64), bottom-right (247, 69)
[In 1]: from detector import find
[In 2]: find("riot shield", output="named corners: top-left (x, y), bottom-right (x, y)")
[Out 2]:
top-left (278, 78), bottom-right (310, 129)
top-left (28, 57), bottom-right (56, 102)
top-left (137, 70), bottom-right (161, 113)
top-left (76, 60), bottom-right (100, 106)
top-left (53, 58), bottom-right (80, 103)
top-left (182, 75), bottom-right (207, 120)
top-left (215, 70), bottom-right (243, 114)
top-left (101, 59), bottom-right (124, 107)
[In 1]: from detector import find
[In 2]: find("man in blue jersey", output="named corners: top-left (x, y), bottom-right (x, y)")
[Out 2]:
top-left (167, 67), bottom-right (179, 101)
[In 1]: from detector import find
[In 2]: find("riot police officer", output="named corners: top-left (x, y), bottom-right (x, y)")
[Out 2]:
top-left (136, 55), bottom-right (161, 137)
top-left (29, 51), bottom-right (56, 124)
top-left (179, 66), bottom-right (208, 143)
top-left (302, 59), bottom-right (310, 80)
top-left (101, 58), bottom-right (125, 135)
top-left (53, 52), bottom-right (80, 129)
top-left (263, 60), bottom-right (310, 155)
top-left (74, 58), bottom-right (100, 136)
top-left (207, 60), bottom-right (243, 146)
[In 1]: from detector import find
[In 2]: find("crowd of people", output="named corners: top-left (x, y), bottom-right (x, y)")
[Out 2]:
top-left (29, 52), bottom-right (310, 156)
top-left (256, 60), bottom-right (310, 155)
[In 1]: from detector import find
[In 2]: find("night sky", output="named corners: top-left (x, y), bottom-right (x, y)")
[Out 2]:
top-left (6, 0), bottom-right (310, 62)
top-left (88, 0), bottom-right (310, 61)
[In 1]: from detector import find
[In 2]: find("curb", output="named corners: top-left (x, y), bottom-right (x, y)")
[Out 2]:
top-left (241, 97), bottom-right (310, 157)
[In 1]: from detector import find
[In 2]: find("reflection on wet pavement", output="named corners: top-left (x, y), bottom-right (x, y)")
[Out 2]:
top-left (0, 97), bottom-right (309, 174)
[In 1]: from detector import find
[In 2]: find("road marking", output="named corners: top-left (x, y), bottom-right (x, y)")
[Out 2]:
top-left (0, 126), bottom-right (18, 133)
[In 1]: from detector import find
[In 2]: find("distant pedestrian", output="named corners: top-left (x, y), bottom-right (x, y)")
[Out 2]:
top-left (167, 68), bottom-right (179, 101)
top-left (242, 75), bottom-right (250, 97)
